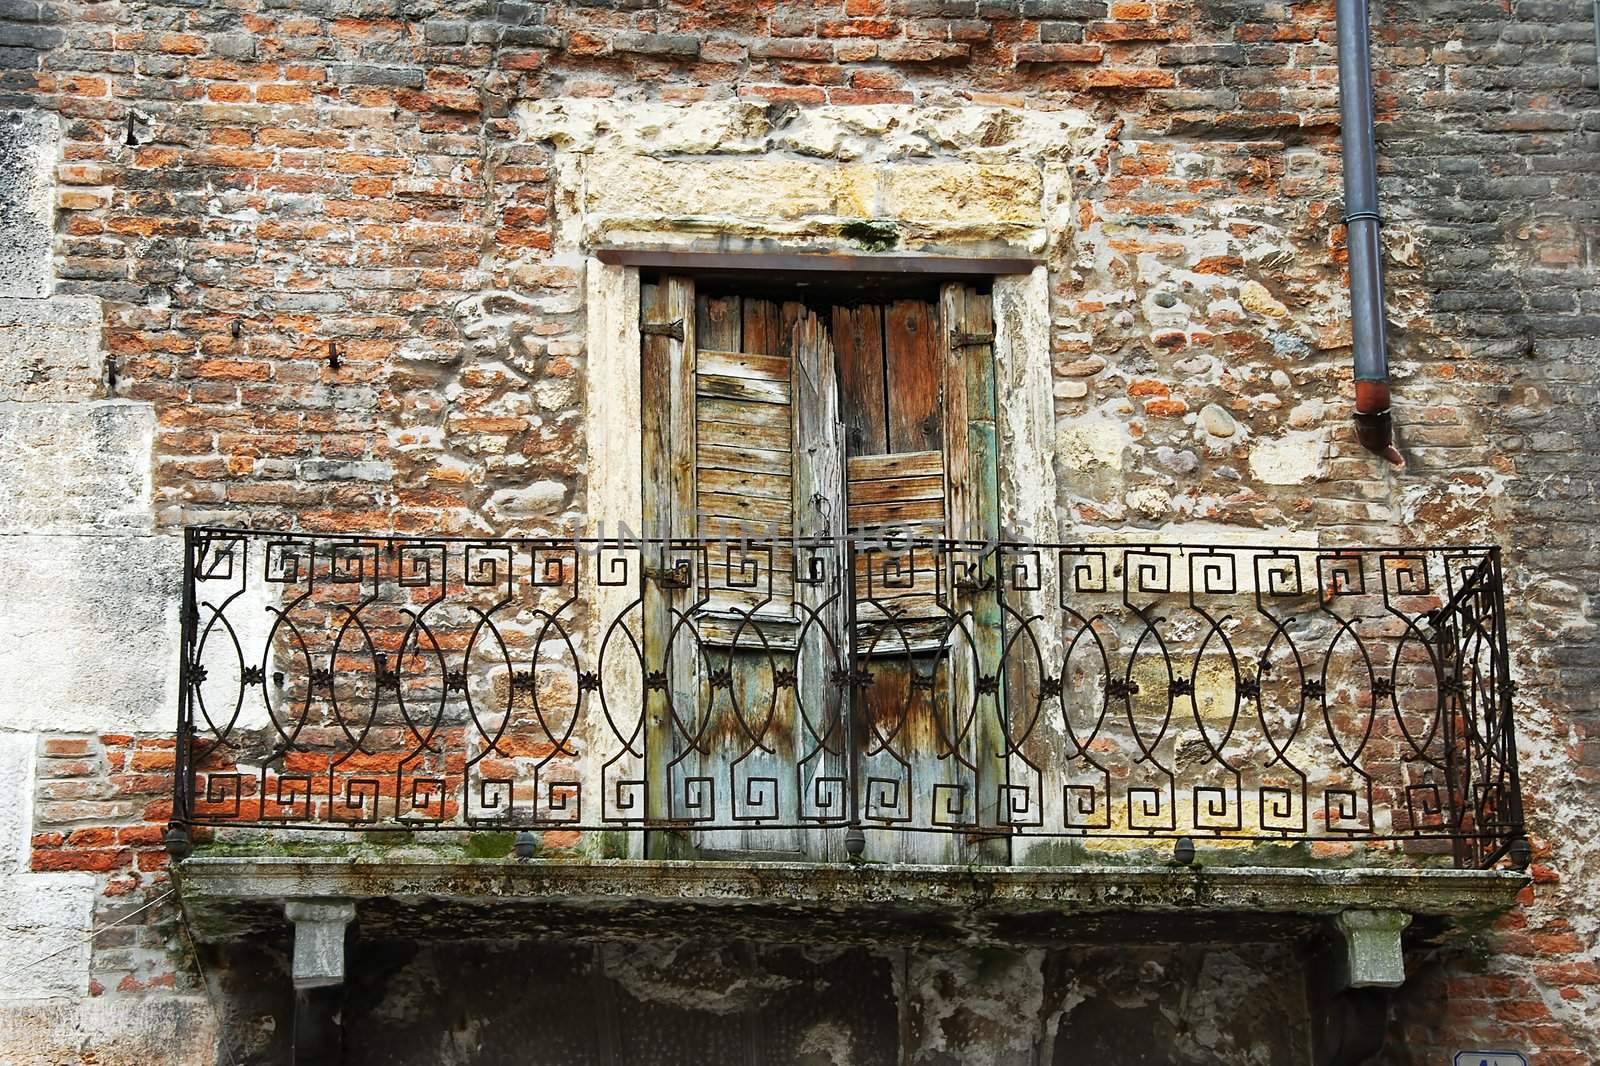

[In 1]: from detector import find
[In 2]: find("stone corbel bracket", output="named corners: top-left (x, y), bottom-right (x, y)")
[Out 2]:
top-left (1333, 908), bottom-right (1413, 989)
top-left (285, 899), bottom-right (356, 989)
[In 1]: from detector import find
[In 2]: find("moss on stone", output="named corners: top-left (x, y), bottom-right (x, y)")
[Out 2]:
top-left (840, 219), bottom-right (899, 251)
top-left (462, 831), bottom-right (517, 859)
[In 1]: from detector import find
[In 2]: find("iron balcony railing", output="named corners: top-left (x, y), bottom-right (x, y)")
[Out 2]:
top-left (173, 528), bottom-right (1525, 869)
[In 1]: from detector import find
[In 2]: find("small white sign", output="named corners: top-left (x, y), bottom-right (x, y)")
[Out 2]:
top-left (1453, 1053), bottom-right (1528, 1066)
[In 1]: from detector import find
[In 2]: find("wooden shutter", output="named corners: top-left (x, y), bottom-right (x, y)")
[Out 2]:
top-left (693, 293), bottom-right (799, 619)
top-left (833, 285), bottom-right (1007, 864)
top-left (940, 281), bottom-right (1007, 865)
top-left (834, 299), bottom-right (950, 628)
top-left (836, 300), bottom-right (948, 539)
top-left (645, 283), bottom-right (846, 621)
top-left (641, 278), bottom-right (847, 858)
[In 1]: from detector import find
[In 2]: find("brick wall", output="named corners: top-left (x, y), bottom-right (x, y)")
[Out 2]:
top-left (0, 0), bottom-right (1595, 1060)
top-left (31, 734), bottom-right (183, 998)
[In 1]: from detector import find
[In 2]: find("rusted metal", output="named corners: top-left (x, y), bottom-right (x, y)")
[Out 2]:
top-left (948, 330), bottom-right (995, 348)
top-left (639, 318), bottom-right (685, 341)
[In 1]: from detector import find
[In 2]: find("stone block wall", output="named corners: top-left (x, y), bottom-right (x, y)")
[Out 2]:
top-left (0, 107), bottom-right (212, 1065)
top-left (0, 0), bottom-right (1593, 1061)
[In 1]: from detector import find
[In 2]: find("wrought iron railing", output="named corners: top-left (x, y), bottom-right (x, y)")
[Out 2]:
top-left (173, 528), bottom-right (1524, 868)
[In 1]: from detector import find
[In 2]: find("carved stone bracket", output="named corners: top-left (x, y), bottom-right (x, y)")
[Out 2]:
top-left (285, 899), bottom-right (356, 990)
top-left (1334, 908), bottom-right (1412, 989)
top-left (285, 899), bottom-right (357, 1066)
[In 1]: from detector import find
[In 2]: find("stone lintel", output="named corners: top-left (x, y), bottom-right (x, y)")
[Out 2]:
top-left (284, 899), bottom-right (356, 989)
top-left (1334, 908), bottom-right (1413, 989)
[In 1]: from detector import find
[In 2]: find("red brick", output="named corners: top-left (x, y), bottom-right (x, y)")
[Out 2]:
top-left (828, 88), bottom-right (914, 104)
top-left (32, 849), bottom-right (132, 873)
top-left (1015, 44), bottom-right (1103, 64)
top-left (1087, 68), bottom-right (1177, 89)
top-left (116, 825), bottom-right (169, 846)
top-left (879, 41), bottom-right (970, 62)
top-left (750, 40), bottom-right (833, 61)
top-left (158, 33), bottom-right (207, 55)
top-left (257, 84), bottom-right (313, 104)
top-left (778, 63), bottom-right (849, 86)
top-left (129, 750), bottom-right (177, 772)
top-left (334, 155), bottom-right (411, 175)
top-left (66, 827), bottom-right (117, 847)
top-left (818, 19), bottom-right (899, 38)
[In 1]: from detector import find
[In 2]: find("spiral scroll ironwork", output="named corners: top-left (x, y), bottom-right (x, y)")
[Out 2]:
top-left (173, 528), bottom-right (1523, 868)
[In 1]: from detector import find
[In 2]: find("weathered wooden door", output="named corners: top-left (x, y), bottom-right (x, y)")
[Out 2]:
top-left (640, 278), bottom-right (849, 859)
top-left (641, 278), bottom-right (1003, 864)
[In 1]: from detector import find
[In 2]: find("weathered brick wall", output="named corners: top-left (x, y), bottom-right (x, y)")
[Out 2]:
top-left (30, 735), bottom-right (179, 995)
top-left (0, 0), bottom-right (1595, 1061)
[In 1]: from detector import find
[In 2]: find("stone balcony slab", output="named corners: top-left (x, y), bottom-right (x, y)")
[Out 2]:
top-left (176, 856), bottom-right (1527, 949)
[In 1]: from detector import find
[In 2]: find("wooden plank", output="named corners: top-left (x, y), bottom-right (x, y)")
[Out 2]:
top-left (704, 576), bottom-right (800, 600)
top-left (698, 349), bottom-right (791, 382)
top-left (848, 498), bottom-right (946, 527)
top-left (884, 299), bottom-right (943, 454)
top-left (696, 293), bottom-right (742, 352)
top-left (694, 294), bottom-right (794, 858)
top-left (790, 304), bottom-right (848, 859)
top-left (941, 281), bottom-right (1006, 866)
top-left (844, 298), bottom-right (955, 865)
top-left (853, 579), bottom-right (945, 605)
top-left (742, 299), bottom-right (781, 356)
top-left (852, 617), bottom-right (950, 656)
top-left (696, 468), bottom-right (792, 500)
top-left (697, 611), bottom-right (802, 651)
top-left (697, 396), bottom-right (791, 430)
top-left (700, 515), bottom-right (792, 538)
top-left (641, 282), bottom-right (684, 538)
top-left (703, 550), bottom-right (797, 579)
top-left (641, 276), bottom-right (698, 860)
top-left (846, 475), bottom-right (945, 505)
top-left (833, 304), bottom-right (888, 457)
top-left (698, 490), bottom-right (793, 524)
top-left (846, 451), bottom-right (944, 482)
top-left (850, 520), bottom-right (947, 540)
top-left (696, 372), bottom-right (790, 406)
top-left (697, 443), bottom-right (791, 477)
top-left (693, 290), bottom-right (748, 545)
top-left (702, 575), bottom-right (797, 607)
top-left (641, 281), bottom-right (673, 537)
top-left (698, 420), bottom-right (791, 452)
top-left (941, 289), bottom-right (973, 546)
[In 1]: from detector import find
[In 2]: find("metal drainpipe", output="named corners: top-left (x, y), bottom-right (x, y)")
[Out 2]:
top-left (1337, 0), bottom-right (1405, 467)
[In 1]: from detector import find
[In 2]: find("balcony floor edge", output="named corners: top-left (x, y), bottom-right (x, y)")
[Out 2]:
top-left (174, 856), bottom-right (1527, 949)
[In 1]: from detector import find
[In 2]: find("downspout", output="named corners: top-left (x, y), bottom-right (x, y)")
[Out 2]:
top-left (1336, 0), bottom-right (1405, 467)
